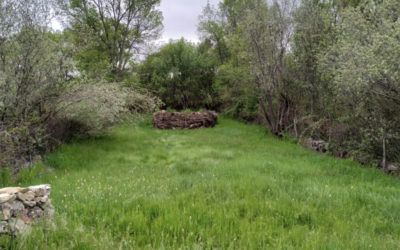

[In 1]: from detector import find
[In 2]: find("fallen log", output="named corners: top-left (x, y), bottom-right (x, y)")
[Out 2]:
top-left (153, 110), bottom-right (218, 129)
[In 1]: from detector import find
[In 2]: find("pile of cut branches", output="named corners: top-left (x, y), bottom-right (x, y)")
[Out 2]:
top-left (153, 111), bottom-right (218, 129)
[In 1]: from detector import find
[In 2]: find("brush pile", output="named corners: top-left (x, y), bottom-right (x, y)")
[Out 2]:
top-left (153, 111), bottom-right (218, 129)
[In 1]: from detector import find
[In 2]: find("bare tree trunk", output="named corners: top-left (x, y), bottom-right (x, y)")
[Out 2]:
top-left (382, 134), bottom-right (387, 171)
top-left (294, 117), bottom-right (298, 138)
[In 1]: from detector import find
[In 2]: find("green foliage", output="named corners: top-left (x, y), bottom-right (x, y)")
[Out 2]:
top-left (0, 29), bottom-right (73, 124)
top-left (240, 0), bottom-right (296, 135)
top-left (0, 123), bottom-right (47, 169)
top-left (292, 0), bottom-right (336, 115)
top-left (196, 0), bottom-right (400, 166)
top-left (2, 119), bottom-right (400, 248)
top-left (198, 0), bottom-right (261, 121)
top-left (54, 81), bottom-right (162, 137)
top-left (139, 39), bottom-right (217, 110)
top-left (73, 36), bottom-right (111, 80)
top-left (0, 1), bottom-right (74, 171)
top-left (214, 63), bottom-right (257, 120)
top-left (63, 0), bottom-right (163, 79)
top-left (198, 2), bottom-right (230, 64)
top-left (0, 0), bottom-right (162, 171)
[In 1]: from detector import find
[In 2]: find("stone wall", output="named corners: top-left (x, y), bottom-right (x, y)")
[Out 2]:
top-left (0, 185), bottom-right (54, 235)
top-left (303, 138), bottom-right (329, 153)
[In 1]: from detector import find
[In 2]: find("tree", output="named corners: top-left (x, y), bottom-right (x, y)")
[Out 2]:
top-left (319, 0), bottom-right (400, 165)
top-left (214, 61), bottom-right (257, 120)
top-left (198, 1), bottom-right (229, 64)
top-left (242, 0), bottom-right (295, 136)
top-left (0, 0), bottom-right (71, 124)
top-left (0, 0), bottom-right (74, 168)
top-left (61, 0), bottom-right (163, 79)
top-left (197, 0), bottom-right (260, 121)
top-left (139, 39), bottom-right (217, 110)
top-left (292, 0), bottom-right (336, 116)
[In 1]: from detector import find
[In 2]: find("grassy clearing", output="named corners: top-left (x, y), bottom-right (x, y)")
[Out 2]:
top-left (1, 118), bottom-right (400, 249)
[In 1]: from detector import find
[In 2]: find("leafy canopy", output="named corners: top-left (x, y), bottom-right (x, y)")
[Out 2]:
top-left (139, 39), bottom-right (217, 110)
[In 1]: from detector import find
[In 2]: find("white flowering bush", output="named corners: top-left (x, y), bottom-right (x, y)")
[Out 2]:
top-left (53, 81), bottom-right (161, 137)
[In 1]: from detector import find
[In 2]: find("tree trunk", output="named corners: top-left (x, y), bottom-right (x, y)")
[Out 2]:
top-left (382, 134), bottom-right (387, 171)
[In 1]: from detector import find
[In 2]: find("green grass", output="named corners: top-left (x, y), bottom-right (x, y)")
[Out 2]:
top-left (1, 118), bottom-right (400, 249)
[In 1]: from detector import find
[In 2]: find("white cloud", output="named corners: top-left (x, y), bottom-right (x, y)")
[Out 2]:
top-left (158, 0), bottom-right (220, 44)
top-left (50, 0), bottom-right (221, 44)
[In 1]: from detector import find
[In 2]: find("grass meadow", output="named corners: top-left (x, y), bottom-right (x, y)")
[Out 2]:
top-left (1, 118), bottom-right (400, 249)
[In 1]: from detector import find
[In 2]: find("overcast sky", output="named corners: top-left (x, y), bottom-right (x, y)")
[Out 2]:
top-left (52, 0), bottom-right (221, 44)
top-left (158, 0), bottom-right (220, 43)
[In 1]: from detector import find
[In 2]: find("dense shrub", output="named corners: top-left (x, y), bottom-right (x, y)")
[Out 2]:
top-left (0, 124), bottom-right (47, 171)
top-left (214, 63), bottom-right (258, 121)
top-left (53, 81), bottom-right (162, 138)
top-left (318, 0), bottom-right (400, 164)
top-left (0, 81), bottom-right (161, 171)
top-left (0, 1), bottom-right (71, 171)
top-left (139, 39), bottom-right (217, 110)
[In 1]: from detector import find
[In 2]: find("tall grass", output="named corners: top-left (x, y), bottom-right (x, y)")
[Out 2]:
top-left (1, 119), bottom-right (399, 249)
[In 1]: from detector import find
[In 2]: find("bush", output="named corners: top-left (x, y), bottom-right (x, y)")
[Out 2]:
top-left (139, 39), bottom-right (217, 110)
top-left (1, 80), bottom-right (162, 172)
top-left (0, 124), bottom-right (47, 171)
top-left (318, 0), bottom-right (400, 165)
top-left (54, 82), bottom-right (129, 136)
top-left (214, 63), bottom-right (258, 121)
top-left (49, 81), bottom-right (162, 138)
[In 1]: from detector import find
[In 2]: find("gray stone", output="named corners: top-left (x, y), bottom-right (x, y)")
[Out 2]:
top-left (28, 207), bottom-right (44, 219)
top-left (17, 191), bottom-right (37, 207)
top-left (17, 191), bottom-right (35, 202)
top-left (0, 221), bottom-right (8, 234)
top-left (2, 209), bottom-right (10, 221)
top-left (1, 203), bottom-right (11, 220)
top-left (29, 185), bottom-right (51, 197)
top-left (41, 202), bottom-right (55, 218)
top-left (9, 201), bottom-right (27, 217)
top-left (9, 218), bottom-right (29, 234)
top-left (22, 200), bottom-right (36, 207)
top-left (0, 187), bottom-right (27, 195)
top-left (34, 195), bottom-right (48, 204)
top-left (387, 163), bottom-right (400, 172)
top-left (0, 193), bottom-right (15, 204)
top-left (304, 138), bottom-right (329, 153)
